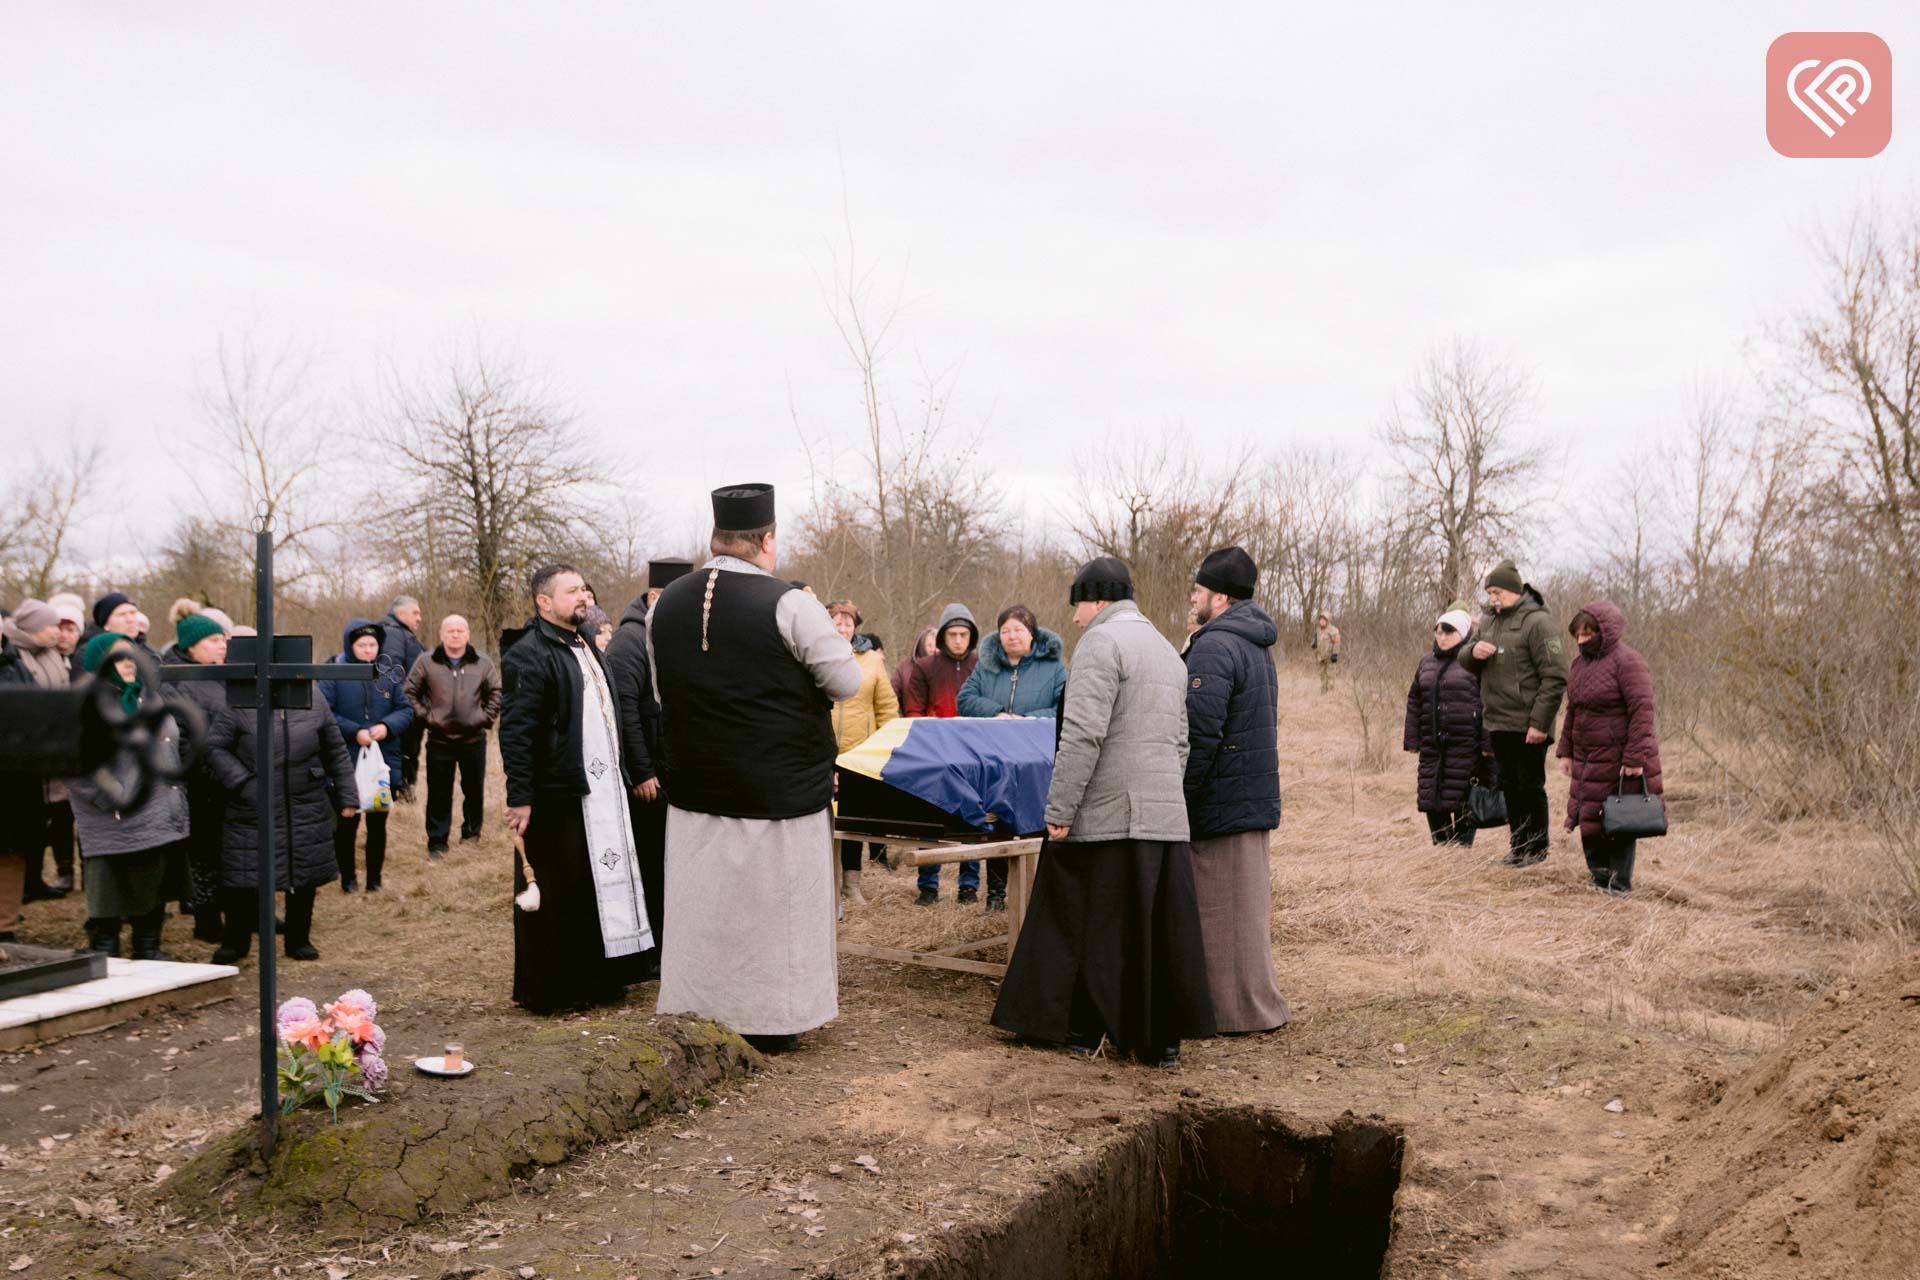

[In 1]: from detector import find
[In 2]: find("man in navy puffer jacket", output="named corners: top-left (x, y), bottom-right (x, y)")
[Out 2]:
top-left (1180, 547), bottom-right (1290, 1034)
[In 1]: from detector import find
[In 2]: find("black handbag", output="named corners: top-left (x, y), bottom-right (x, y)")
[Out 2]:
top-left (1468, 776), bottom-right (1507, 828)
top-left (1602, 774), bottom-right (1667, 839)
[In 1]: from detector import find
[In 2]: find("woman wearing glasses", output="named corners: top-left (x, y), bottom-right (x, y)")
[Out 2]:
top-left (1404, 607), bottom-right (1493, 847)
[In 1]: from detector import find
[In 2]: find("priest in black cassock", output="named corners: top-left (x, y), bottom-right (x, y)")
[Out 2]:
top-left (602, 555), bottom-right (694, 980)
top-left (648, 483), bottom-right (862, 1050)
top-left (502, 563), bottom-right (654, 1014)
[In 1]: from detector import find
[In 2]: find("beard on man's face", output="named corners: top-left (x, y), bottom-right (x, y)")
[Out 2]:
top-left (567, 602), bottom-right (590, 627)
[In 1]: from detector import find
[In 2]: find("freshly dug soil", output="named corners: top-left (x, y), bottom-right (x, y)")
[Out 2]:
top-left (1659, 953), bottom-right (1920, 1278)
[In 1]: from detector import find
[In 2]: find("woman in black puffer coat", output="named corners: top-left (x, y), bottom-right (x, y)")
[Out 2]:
top-left (204, 702), bottom-right (357, 963)
top-left (1404, 608), bottom-right (1492, 847)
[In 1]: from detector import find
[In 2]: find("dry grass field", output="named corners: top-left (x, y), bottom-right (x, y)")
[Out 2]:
top-left (0, 665), bottom-right (1912, 1278)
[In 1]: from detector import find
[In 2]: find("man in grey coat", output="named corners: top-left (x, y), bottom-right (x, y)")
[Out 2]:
top-left (991, 557), bottom-right (1214, 1066)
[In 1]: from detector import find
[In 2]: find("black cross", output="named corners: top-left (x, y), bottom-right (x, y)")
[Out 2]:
top-left (162, 524), bottom-right (379, 1158)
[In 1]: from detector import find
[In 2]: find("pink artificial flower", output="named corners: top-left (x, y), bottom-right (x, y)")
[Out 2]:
top-left (279, 1015), bottom-right (334, 1051)
top-left (275, 997), bottom-right (318, 1029)
top-left (332, 1008), bottom-right (377, 1045)
top-left (334, 989), bottom-right (378, 1019)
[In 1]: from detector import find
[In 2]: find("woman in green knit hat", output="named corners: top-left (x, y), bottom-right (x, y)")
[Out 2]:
top-left (162, 612), bottom-right (232, 941)
top-left (68, 634), bottom-right (193, 958)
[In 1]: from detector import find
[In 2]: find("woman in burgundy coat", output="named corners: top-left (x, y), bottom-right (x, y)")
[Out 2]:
top-left (1556, 601), bottom-right (1662, 893)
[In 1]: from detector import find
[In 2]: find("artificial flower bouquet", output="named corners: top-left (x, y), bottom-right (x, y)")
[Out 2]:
top-left (276, 989), bottom-right (388, 1120)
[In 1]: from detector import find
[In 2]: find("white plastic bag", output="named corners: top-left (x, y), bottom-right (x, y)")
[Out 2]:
top-left (354, 745), bottom-right (393, 812)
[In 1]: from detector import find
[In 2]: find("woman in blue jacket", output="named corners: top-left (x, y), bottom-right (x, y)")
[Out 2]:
top-left (957, 604), bottom-right (1067, 912)
top-left (958, 605), bottom-right (1067, 720)
top-left (319, 619), bottom-right (412, 892)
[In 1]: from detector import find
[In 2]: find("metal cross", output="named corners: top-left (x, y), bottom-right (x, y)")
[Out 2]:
top-left (162, 522), bottom-right (377, 1158)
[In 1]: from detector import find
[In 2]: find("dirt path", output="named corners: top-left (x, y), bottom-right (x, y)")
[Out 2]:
top-left (1, 667), bottom-right (1902, 1277)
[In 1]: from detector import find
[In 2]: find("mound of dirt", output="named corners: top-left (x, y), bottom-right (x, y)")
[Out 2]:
top-left (157, 1013), bottom-right (759, 1237)
top-left (1660, 955), bottom-right (1920, 1278)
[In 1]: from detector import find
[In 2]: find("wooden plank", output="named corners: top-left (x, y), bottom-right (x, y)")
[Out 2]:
top-left (1005, 851), bottom-right (1037, 953)
top-left (837, 941), bottom-right (1006, 979)
top-left (928, 934), bottom-right (1010, 957)
top-left (913, 838), bottom-right (1044, 867)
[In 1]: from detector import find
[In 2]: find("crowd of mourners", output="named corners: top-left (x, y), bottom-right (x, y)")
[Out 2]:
top-left (0, 590), bottom-right (499, 962)
top-left (0, 490), bottom-right (1662, 1068)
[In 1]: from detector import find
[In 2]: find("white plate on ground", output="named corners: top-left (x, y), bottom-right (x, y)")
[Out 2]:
top-left (414, 1056), bottom-right (476, 1077)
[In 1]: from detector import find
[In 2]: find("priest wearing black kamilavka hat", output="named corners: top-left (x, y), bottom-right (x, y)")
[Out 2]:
top-left (601, 555), bottom-right (696, 979)
top-left (991, 555), bottom-right (1216, 1066)
top-left (646, 484), bottom-right (863, 1050)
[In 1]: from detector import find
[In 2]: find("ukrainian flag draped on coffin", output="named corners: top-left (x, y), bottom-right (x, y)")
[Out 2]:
top-left (836, 718), bottom-right (1055, 837)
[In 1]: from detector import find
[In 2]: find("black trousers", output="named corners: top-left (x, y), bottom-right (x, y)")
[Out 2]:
top-left (43, 799), bottom-right (74, 885)
top-left (334, 811), bottom-right (389, 886)
top-left (400, 719), bottom-right (425, 790)
top-left (1489, 731), bottom-right (1551, 859)
top-left (220, 885), bottom-right (316, 953)
top-left (838, 839), bottom-right (884, 871)
top-left (1581, 832), bottom-right (1637, 892)
top-left (1425, 810), bottom-right (1477, 847)
top-left (630, 795), bottom-right (667, 955)
top-left (424, 737), bottom-right (487, 847)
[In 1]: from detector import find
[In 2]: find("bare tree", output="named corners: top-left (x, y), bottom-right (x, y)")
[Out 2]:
top-left (1793, 209), bottom-right (1920, 565)
top-left (1066, 432), bottom-right (1253, 634)
top-left (1666, 386), bottom-right (1752, 604)
top-left (1245, 445), bottom-right (1358, 643)
top-left (0, 436), bottom-right (102, 599)
top-left (379, 345), bottom-right (613, 650)
top-left (189, 333), bottom-right (348, 592)
top-left (1382, 338), bottom-right (1542, 603)
top-left (791, 203), bottom-right (1004, 652)
top-left (1592, 441), bottom-right (1664, 620)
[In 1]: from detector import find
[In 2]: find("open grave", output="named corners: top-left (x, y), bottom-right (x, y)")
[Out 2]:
top-left (894, 1105), bottom-right (1405, 1280)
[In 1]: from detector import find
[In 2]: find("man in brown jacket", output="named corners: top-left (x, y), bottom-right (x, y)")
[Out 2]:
top-left (404, 615), bottom-right (502, 858)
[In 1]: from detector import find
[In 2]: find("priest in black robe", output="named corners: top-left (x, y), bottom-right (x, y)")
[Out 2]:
top-left (502, 563), bottom-right (654, 1014)
top-left (602, 555), bottom-right (693, 980)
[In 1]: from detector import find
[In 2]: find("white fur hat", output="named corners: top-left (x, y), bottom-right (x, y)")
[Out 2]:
top-left (1437, 609), bottom-right (1474, 637)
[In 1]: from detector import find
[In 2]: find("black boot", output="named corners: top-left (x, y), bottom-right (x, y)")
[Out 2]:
top-left (130, 907), bottom-right (176, 962)
top-left (191, 902), bottom-right (224, 944)
top-left (283, 887), bottom-right (319, 960)
top-left (1613, 844), bottom-right (1636, 894)
top-left (211, 889), bottom-right (254, 966)
top-left (85, 917), bottom-right (121, 958)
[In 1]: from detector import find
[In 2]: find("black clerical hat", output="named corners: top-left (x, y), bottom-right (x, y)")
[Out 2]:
top-left (1195, 546), bottom-right (1257, 599)
top-left (1069, 556), bottom-right (1133, 604)
top-left (648, 557), bottom-right (694, 589)
top-left (711, 483), bottom-right (775, 531)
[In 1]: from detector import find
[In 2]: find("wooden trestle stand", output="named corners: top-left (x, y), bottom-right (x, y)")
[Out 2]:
top-left (833, 832), bottom-right (1045, 979)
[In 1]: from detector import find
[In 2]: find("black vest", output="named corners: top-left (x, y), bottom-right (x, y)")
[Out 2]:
top-left (651, 566), bottom-right (837, 819)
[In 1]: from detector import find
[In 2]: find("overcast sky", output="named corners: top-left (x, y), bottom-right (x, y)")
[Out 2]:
top-left (4, 3), bottom-right (1917, 566)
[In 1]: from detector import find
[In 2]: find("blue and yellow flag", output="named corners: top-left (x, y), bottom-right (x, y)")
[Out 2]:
top-left (837, 718), bottom-right (1056, 836)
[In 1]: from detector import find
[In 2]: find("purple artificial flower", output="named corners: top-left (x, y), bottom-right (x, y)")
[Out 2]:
top-left (275, 997), bottom-right (318, 1029)
top-left (335, 988), bottom-right (378, 1019)
top-left (357, 1049), bottom-right (389, 1092)
top-left (364, 1022), bottom-right (386, 1054)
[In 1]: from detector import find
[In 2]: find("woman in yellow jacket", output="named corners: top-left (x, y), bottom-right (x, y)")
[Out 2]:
top-left (828, 600), bottom-right (898, 905)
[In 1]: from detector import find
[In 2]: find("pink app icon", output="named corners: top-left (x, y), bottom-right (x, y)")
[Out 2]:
top-left (1768, 33), bottom-right (1892, 158)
